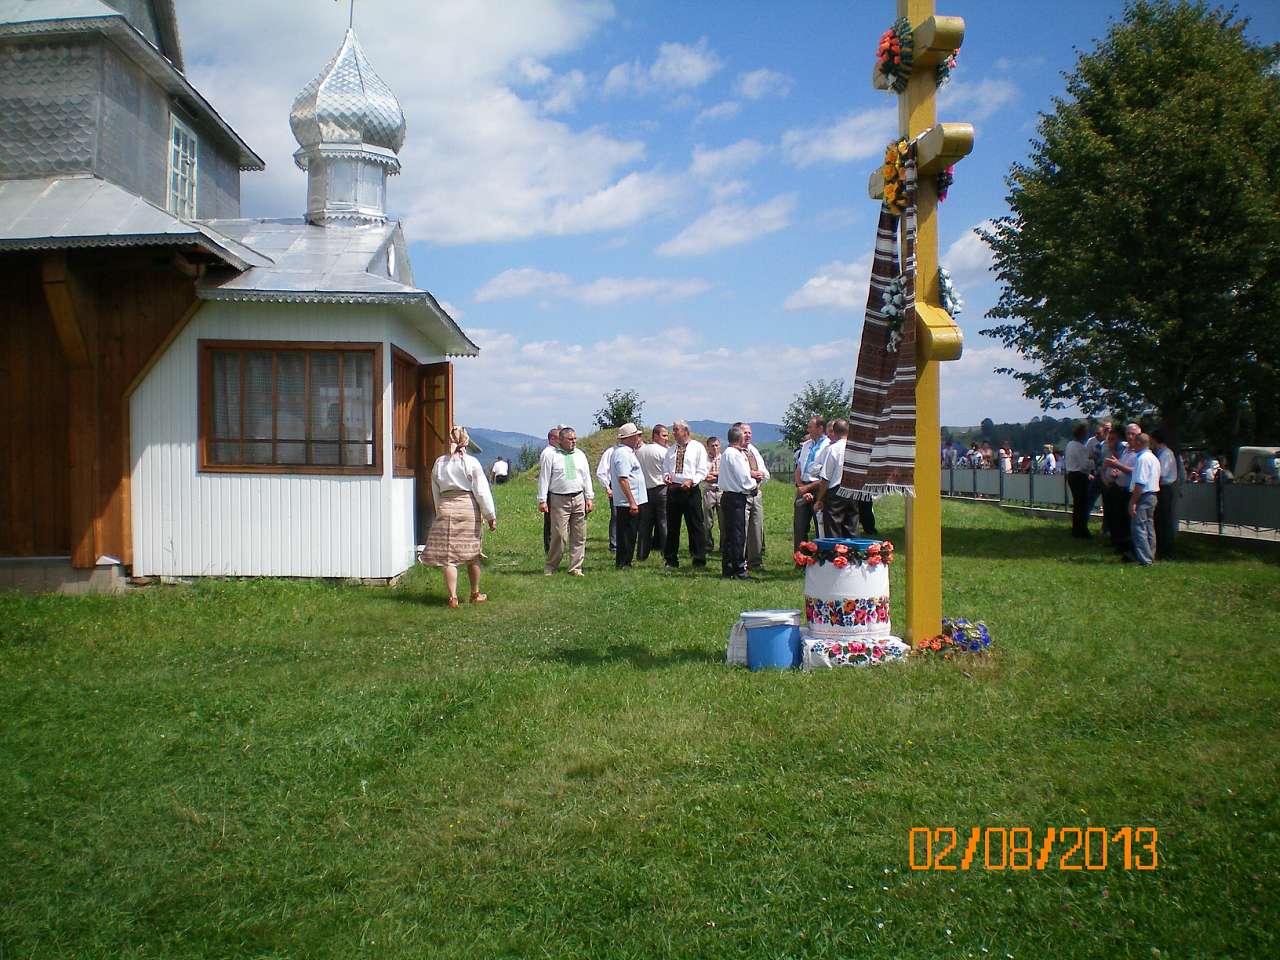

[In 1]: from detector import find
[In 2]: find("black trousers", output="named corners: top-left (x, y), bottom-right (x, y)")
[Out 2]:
top-left (1067, 471), bottom-right (1091, 536)
top-left (793, 494), bottom-right (820, 550)
top-left (543, 510), bottom-right (551, 553)
top-left (664, 485), bottom-right (706, 565)
top-left (858, 499), bottom-right (878, 536)
top-left (1155, 483), bottom-right (1177, 559)
top-left (1104, 484), bottom-right (1131, 549)
top-left (720, 491), bottom-right (749, 577)
top-left (614, 505), bottom-right (640, 567)
top-left (823, 490), bottom-right (859, 539)
top-left (638, 485), bottom-right (668, 560)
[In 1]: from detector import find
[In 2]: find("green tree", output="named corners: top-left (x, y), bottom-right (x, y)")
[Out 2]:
top-left (515, 444), bottom-right (540, 472)
top-left (593, 388), bottom-right (644, 432)
top-left (780, 378), bottom-right (853, 449)
top-left (980, 1), bottom-right (1280, 449)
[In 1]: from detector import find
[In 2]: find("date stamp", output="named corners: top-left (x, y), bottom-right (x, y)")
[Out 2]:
top-left (908, 826), bottom-right (1158, 871)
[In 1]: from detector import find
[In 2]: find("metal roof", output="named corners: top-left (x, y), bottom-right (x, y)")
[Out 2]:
top-left (0, 2), bottom-right (261, 169)
top-left (196, 219), bottom-right (479, 357)
top-left (0, 176), bottom-right (270, 269)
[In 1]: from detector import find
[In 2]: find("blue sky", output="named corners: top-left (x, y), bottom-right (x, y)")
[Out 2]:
top-left (181, 0), bottom-right (1280, 435)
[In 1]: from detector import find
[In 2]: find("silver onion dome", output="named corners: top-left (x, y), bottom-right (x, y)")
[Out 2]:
top-left (290, 28), bottom-right (406, 165)
top-left (289, 28), bottom-right (405, 225)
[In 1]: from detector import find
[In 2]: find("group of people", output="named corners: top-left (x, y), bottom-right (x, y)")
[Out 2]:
top-left (1064, 420), bottom-right (1178, 566)
top-left (944, 439), bottom-right (1063, 475)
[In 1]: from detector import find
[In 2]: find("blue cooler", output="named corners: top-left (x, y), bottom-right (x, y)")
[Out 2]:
top-left (741, 609), bottom-right (804, 670)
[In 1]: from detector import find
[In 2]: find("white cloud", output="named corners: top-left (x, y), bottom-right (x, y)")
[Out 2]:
top-left (604, 38), bottom-right (724, 96)
top-left (939, 77), bottom-right (1019, 122)
top-left (710, 179), bottom-right (749, 202)
top-left (736, 68), bottom-right (793, 100)
top-left (180, 1), bottom-right (685, 244)
top-left (475, 267), bottom-right (573, 302)
top-left (454, 326), bottom-right (861, 435)
top-left (783, 252), bottom-right (873, 312)
top-left (656, 193), bottom-right (796, 257)
top-left (696, 100), bottom-right (741, 123)
top-left (474, 268), bottom-right (711, 305)
top-left (943, 221), bottom-right (997, 291)
top-left (689, 139), bottom-right (768, 179)
top-left (781, 107), bottom-right (897, 167)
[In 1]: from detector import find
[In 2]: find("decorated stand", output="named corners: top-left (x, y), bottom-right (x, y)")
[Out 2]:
top-left (798, 538), bottom-right (910, 668)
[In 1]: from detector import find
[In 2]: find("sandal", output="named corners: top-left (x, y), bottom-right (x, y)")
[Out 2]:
top-left (469, 592), bottom-right (487, 604)
top-left (447, 596), bottom-right (459, 609)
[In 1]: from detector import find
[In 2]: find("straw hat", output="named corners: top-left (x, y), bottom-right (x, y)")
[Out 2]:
top-left (617, 422), bottom-right (641, 440)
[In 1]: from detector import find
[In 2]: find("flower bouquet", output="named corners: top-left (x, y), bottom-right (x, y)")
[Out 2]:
top-left (874, 18), bottom-right (914, 93)
top-left (912, 618), bottom-right (992, 660)
top-left (880, 138), bottom-right (910, 214)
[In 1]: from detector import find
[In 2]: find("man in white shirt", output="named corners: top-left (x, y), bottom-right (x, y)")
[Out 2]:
top-left (596, 444), bottom-right (616, 552)
top-left (1151, 429), bottom-right (1178, 560)
top-left (609, 423), bottom-right (647, 568)
top-left (1104, 422), bottom-right (1141, 553)
top-left (538, 425), bottom-right (565, 553)
top-left (814, 419), bottom-right (856, 538)
top-left (737, 422), bottom-right (771, 570)
top-left (718, 425), bottom-right (758, 579)
top-left (1127, 433), bottom-right (1161, 566)
top-left (661, 420), bottom-right (710, 568)
top-left (490, 457), bottom-right (509, 484)
top-left (538, 427), bottom-right (594, 576)
top-left (1064, 423), bottom-right (1092, 538)
top-left (635, 424), bottom-right (669, 561)
top-left (703, 437), bottom-right (722, 553)
top-left (793, 416), bottom-right (829, 549)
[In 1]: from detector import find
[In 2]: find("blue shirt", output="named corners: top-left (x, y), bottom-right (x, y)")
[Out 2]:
top-left (609, 445), bottom-right (648, 506)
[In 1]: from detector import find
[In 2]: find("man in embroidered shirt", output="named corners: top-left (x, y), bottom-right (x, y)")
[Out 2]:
top-left (814, 419), bottom-right (856, 538)
top-left (661, 420), bottom-right (710, 568)
top-left (793, 416), bottom-right (828, 549)
top-left (635, 424), bottom-right (669, 561)
top-left (703, 436), bottom-right (722, 553)
top-left (610, 424), bottom-right (647, 568)
top-left (1151, 430), bottom-right (1179, 560)
top-left (1064, 423), bottom-right (1092, 538)
top-left (1126, 433), bottom-right (1161, 566)
top-left (737, 422), bottom-right (771, 570)
top-left (596, 443), bottom-right (617, 553)
top-left (538, 427), bottom-right (594, 576)
top-left (538, 425), bottom-right (565, 553)
top-left (718, 425), bottom-right (758, 579)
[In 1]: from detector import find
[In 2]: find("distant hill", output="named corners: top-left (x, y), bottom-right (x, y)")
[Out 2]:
top-left (467, 427), bottom-right (544, 468)
top-left (688, 420), bottom-right (784, 444)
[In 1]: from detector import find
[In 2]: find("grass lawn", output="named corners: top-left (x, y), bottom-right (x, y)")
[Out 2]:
top-left (2, 475), bottom-right (1278, 958)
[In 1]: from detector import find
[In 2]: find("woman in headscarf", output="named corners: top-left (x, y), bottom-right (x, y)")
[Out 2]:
top-left (418, 426), bottom-right (497, 608)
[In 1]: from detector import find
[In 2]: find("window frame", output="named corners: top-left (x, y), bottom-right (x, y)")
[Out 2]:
top-left (167, 114), bottom-right (199, 218)
top-left (390, 345), bottom-right (419, 478)
top-left (197, 339), bottom-right (384, 476)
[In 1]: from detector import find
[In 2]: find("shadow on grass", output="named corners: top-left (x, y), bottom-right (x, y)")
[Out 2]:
top-left (538, 643), bottom-right (721, 670)
top-left (943, 523), bottom-right (1107, 560)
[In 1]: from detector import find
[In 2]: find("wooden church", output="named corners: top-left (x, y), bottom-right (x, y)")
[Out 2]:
top-left (0, 0), bottom-right (476, 590)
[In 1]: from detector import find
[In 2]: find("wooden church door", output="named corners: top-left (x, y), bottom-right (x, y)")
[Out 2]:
top-left (416, 361), bottom-right (453, 542)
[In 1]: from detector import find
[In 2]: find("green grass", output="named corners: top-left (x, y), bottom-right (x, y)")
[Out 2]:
top-left (2, 476), bottom-right (1278, 959)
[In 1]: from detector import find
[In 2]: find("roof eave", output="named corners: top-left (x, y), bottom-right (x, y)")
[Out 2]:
top-left (0, 231), bottom-right (256, 270)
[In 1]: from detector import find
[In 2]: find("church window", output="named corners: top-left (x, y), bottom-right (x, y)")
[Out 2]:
top-left (167, 115), bottom-right (198, 218)
top-left (199, 341), bottom-right (382, 474)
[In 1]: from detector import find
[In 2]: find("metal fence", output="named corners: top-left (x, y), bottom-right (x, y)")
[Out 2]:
top-left (942, 468), bottom-right (1280, 534)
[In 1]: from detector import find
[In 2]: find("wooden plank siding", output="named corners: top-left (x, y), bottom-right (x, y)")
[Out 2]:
top-left (0, 251), bottom-right (194, 564)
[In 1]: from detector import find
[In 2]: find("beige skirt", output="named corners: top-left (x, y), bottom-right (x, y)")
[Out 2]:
top-left (418, 491), bottom-right (484, 566)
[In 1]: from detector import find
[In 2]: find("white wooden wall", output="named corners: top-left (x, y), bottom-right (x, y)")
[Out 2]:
top-left (130, 302), bottom-right (446, 578)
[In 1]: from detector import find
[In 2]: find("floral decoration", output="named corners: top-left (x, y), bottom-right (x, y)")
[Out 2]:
top-left (935, 49), bottom-right (959, 88)
top-left (881, 138), bottom-right (910, 214)
top-left (794, 540), bottom-right (894, 568)
top-left (875, 18), bottom-right (914, 93)
top-left (912, 618), bottom-right (992, 660)
top-left (880, 274), bottom-right (908, 352)
top-left (805, 636), bottom-right (909, 669)
top-left (937, 164), bottom-right (955, 202)
top-left (805, 596), bottom-right (891, 629)
top-left (938, 266), bottom-right (964, 319)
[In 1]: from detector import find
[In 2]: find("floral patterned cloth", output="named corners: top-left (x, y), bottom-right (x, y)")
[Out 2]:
top-left (805, 595), bottom-right (891, 630)
top-left (803, 635), bottom-right (910, 669)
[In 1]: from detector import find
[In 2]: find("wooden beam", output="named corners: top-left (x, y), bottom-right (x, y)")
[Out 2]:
top-left (915, 301), bottom-right (963, 363)
top-left (912, 15), bottom-right (965, 67)
top-left (41, 253), bottom-right (91, 369)
top-left (123, 300), bottom-right (202, 398)
top-left (915, 121), bottom-right (974, 175)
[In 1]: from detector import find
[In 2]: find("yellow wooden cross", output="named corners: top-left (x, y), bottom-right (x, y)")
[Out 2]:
top-left (867, 0), bottom-right (974, 643)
